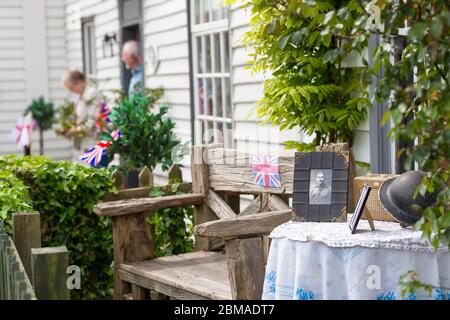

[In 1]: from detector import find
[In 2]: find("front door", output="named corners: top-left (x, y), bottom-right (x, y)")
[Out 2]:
top-left (118, 0), bottom-right (144, 94)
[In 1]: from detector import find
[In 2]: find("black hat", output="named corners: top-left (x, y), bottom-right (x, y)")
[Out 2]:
top-left (378, 170), bottom-right (439, 226)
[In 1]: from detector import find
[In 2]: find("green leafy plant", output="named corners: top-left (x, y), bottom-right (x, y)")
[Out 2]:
top-left (148, 178), bottom-right (194, 257)
top-left (106, 91), bottom-right (180, 172)
top-left (241, 0), bottom-right (370, 150)
top-left (54, 99), bottom-right (86, 141)
top-left (111, 87), bottom-right (164, 106)
top-left (25, 96), bottom-right (55, 155)
top-left (307, 0), bottom-right (449, 297)
top-left (0, 167), bottom-right (33, 234)
top-left (0, 155), bottom-right (116, 299)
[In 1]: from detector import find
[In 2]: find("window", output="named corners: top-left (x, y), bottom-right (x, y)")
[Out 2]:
top-left (191, 0), bottom-right (232, 146)
top-left (82, 18), bottom-right (97, 77)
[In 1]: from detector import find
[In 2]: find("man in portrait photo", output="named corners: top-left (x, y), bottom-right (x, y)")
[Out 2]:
top-left (309, 170), bottom-right (332, 204)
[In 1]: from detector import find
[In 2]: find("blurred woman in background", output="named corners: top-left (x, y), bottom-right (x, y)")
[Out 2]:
top-left (62, 69), bottom-right (100, 162)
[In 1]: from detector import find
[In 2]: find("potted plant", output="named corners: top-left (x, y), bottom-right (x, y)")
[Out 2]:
top-left (106, 91), bottom-right (180, 188)
top-left (25, 96), bottom-right (55, 155)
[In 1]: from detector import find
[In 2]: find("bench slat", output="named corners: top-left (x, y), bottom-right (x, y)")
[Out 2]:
top-left (119, 251), bottom-right (231, 300)
top-left (94, 193), bottom-right (205, 217)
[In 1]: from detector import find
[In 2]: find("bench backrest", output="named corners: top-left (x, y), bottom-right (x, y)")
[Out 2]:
top-left (205, 147), bottom-right (295, 196)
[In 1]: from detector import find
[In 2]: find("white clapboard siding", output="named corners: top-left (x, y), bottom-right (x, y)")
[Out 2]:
top-left (142, 0), bottom-right (191, 182)
top-left (0, 0), bottom-right (72, 159)
top-left (0, 0), bottom-right (27, 156)
top-left (44, 0), bottom-right (72, 159)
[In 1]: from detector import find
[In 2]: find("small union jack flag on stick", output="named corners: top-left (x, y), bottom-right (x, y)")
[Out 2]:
top-left (80, 140), bottom-right (112, 167)
top-left (252, 154), bottom-right (282, 188)
top-left (96, 100), bottom-right (111, 135)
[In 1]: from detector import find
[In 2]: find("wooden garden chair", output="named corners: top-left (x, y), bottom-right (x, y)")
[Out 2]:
top-left (93, 145), bottom-right (296, 300)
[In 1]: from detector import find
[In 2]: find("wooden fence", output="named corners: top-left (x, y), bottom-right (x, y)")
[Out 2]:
top-left (0, 213), bottom-right (70, 300)
top-left (0, 221), bottom-right (36, 300)
top-left (104, 165), bottom-right (191, 200)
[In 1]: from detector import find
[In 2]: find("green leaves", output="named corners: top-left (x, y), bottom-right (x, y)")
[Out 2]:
top-left (108, 91), bottom-right (180, 172)
top-left (245, 0), bottom-right (370, 148)
top-left (408, 22), bottom-right (427, 41)
top-left (25, 96), bottom-right (55, 131)
top-left (149, 178), bottom-right (194, 257)
top-left (0, 155), bottom-right (115, 299)
top-left (278, 34), bottom-right (291, 50)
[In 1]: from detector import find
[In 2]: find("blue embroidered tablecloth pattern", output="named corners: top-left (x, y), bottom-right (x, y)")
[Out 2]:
top-left (262, 219), bottom-right (450, 300)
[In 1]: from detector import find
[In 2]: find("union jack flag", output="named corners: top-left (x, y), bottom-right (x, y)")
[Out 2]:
top-left (252, 154), bottom-right (282, 188)
top-left (80, 140), bottom-right (112, 167)
top-left (111, 129), bottom-right (122, 141)
top-left (96, 100), bottom-right (111, 135)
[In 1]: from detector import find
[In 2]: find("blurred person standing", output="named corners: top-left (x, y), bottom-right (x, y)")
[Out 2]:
top-left (121, 40), bottom-right (144, 97)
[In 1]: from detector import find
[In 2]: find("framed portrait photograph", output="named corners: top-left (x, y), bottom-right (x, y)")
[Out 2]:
top-left (292, 151), bottom-right (349, 222)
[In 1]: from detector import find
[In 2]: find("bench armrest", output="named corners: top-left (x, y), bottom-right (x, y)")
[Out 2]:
top-left (193, 210), bottom-right (293, 239)
top-left (93, 193), bottom-right (205, 217)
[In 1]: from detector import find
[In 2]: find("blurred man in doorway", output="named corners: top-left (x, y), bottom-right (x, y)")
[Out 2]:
top-left (121, 40), bottom-right (144, 97)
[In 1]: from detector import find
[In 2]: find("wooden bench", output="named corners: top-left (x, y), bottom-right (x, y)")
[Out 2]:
top-left (94, 143), bottom-right (355, 300)
top-left (93, 145), bottom-right (297, 300)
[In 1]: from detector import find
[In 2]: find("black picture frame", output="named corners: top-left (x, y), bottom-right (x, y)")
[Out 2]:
top-left (293, 151), bottom-right (349, 222)
top-left (349, 184), bottom-right (372, 234)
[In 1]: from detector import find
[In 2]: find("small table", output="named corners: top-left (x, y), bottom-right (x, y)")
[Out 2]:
top-left (262, 218), bottom-right (450, 300)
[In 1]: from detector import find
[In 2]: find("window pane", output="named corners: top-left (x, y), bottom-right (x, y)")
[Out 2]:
top-left (223, 32), bottom-right (230, 73)
top-left (202, 0), bottom-right (211, 24)
top-left (213, 33), bottom-right (221, 73)
top-left (223, 77), bottom-right (232, 118)
top-left (214, 78), bottom-right (223, 117)
top-left (196, 36), bottom-right (202, 74)
top-left (204, 35), bottom-right (211, 74)
top-left (198, 79), bottom-right (205, 115)
top-left (220, 32), bottom-right (230, 73)
top-left (212, 0), bottom-right (223, 21)
top-left (205, 78), bottom-right (213, 116)
top-left (194, 0), bottom-right (201, 24)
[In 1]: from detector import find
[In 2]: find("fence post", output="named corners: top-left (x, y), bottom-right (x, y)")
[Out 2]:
top-left (168, 165), bottom-right (182, 182)
top-left (31, 246), bottom-right (70, 300)
top-left (139, 166), bottom-right (154, 187)
top-left (13, 212), bottom-right (41, 278)
top-left (112, 169), bottom-right (125, 190)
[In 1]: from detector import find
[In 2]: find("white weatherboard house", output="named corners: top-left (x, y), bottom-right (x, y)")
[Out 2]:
top-left (0, 0), bottom-right (399, 180)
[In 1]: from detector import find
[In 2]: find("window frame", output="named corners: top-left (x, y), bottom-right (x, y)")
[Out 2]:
top-left (190, 0), bottom-right (233, 147)
top-left (81, 17), bottom-right (97, 78)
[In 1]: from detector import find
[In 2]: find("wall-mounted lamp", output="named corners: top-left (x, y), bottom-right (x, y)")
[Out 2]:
top-left (102, 33), bottom-right (117, 58)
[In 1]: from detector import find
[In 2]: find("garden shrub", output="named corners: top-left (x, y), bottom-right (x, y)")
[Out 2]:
top-left (148, 178), bottom-right (194, 257)
top-left (0, 155), bottom-right (115, 300)
top-left (106, 92), bottom-right (180, 172)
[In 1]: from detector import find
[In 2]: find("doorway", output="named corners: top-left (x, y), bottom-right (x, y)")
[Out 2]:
top-left (118, 0), bottom-right (144, 94)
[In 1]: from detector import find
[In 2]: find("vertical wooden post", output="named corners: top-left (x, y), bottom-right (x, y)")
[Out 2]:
top-left (31, 246), bottom-right (70, 300)
top-left (191, 145), bottom-right (219, 251)
top-left (112, 213), bottom-right (155, 299)
top-left (131, 284), bottom-right (148, 300)
top-left (168, 165), bottom-right (182, 182)
top-left (13, 212), bottom-right (42, 278)
top-left (112, 169), bottom-right (125, 190)
top-left (225, 237), bottom-right (265, 300)
top-left (138, 166), bottom-right (154, 187)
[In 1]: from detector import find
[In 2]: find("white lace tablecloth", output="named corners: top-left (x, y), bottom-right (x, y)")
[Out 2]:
top-left (262, 219), bottom-right (450, 300)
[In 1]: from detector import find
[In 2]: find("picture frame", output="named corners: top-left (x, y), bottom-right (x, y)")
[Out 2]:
top-left (293, 151), bottom-right (349, 222)
top-left (349, 184), bottom-right (372, 234)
